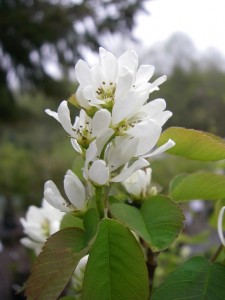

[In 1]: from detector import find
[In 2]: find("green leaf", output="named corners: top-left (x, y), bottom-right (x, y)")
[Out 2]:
top-left (151, 256), bottom-right (225, 300)
top-left (83, 218), bottom-right (149, 300)
top-left (170, 172), bottom-right (225, 202)
top-left (169, 173), bottom-right (188, 194)
top-left (83, 208), bottom-right (99, 244)
top-left (25, 228), bottom-right (88, 300)
top-left (60, 213), bottom-right (84, 230)
top-left (108, 195), bottom-right (121, 205)
top-left (111, 195), bottom-right (184, 251)
top-left (157, 127), bottom-right (225, 161)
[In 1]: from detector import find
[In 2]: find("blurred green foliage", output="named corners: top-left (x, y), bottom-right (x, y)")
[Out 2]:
top-left (159, 66), bottom-right (225, 137)
top-left (0, 93), bottom-right (76, 210)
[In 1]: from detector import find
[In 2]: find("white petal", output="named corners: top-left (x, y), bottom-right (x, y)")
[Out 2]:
top-left (118, 50), bottom-right (138, 74)
top-left (22, 206), bottom-right (44, 224)
top-left (123, 169), bottom-right (147, 198)
top-left (90, 64), bottom-right (104, 90)
top-left (75, 59), bottom-right (92, 86)
top-left (82, 85), bottom-right (104, 105)
top-left (86, 141), bottom-right (98, 164)
top-left (76, 86), bottom-right (91, 109)
top-left (154, 111), bottom-right (173, 126)
top-left (20, 216), bottom-right (43, 241)
top-left (71, 138), bottom-right (82, 154)
top-left (146, 168), bottom-right (152, 187)
top-left (115, 67), bottom-right (134, 101)
top-left (84, 140), bottom-right (99, 180)
top-left (127, 119), bottom-right (162, 156)
top-left (74, 255), bottom-right (89, 282)
top-left (106, 136), bottom-right (138, 171)
top-left (23, 226), bottom-right (46, 243)
top-left (88, 160), bottom-right (109, 185)
top-left (95, 128), bottom-right (115, 157)
top-left (75, 255), bottom-right (89, 276)
top-left (44, 180), bottom-right (70, 212)
top-left (64, 170), bottom-right (86, 210)
top-left (218, 206), bottom-right (225, 246)
top-left (49, 220), bottom-right (61, 235)
top-left (92, 109), bottom-right (111, 137)
top-left (73, 255), bottom-right (89, 290)
top-left (144, 139), bottom-right (175, 158)
top-left (141, 98), bottom-right (166, 116)
top-left (46, 101), bottom-right (74, 137)
top-left (42, 199), bottom-right (65, 222)
top-left (99, 47), bottom-right (118, 83)
top-left (45, 109), bottom-right (59, 122)
top-left (140, 99), bottom-right (172, 126)
top-left (127, 118), bottom-right (160, 137)
top-left (20, 237), bottom-right (42, 253)
top-left (111, 158), bottom-right (149, 182)
top-left (78, 109), bottom-right (87, 127)
top-left (148, 75), bottom-right (167, 93)
top-left (57, 101), bottom-right (75, 137)
top-left (112, 90), bottom-right (149, 125)
top-left (124, 180), bottom-right (142, 198)
top-left (135, 65), bottom-right (155, 86)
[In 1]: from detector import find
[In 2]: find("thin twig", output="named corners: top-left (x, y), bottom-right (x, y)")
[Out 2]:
top-left (210, 244), bottom-right (224, 263)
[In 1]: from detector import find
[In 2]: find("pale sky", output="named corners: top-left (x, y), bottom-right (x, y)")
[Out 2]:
top-left (47, 0), bottom-right (225, 78)
top-left (134, 0), bottom-right (225, 54)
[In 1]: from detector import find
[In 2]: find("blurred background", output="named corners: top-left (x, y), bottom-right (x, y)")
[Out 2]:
top-left (1, 0), bottom-right (225, 299)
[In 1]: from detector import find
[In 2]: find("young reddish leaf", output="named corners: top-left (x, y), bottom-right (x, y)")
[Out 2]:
top-left (157, 127), bottom-right (225, 161)
top-left (25, 209), bottom-right (99, 300)
top-left (25, 228), bottom-right (88, 300)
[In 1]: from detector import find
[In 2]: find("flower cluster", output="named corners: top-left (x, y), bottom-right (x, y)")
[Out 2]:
top-left (45, 48), bottom-right (174, 210)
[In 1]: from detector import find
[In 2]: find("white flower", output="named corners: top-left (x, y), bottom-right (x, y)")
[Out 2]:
top-left (72, 255), bottom-right (89, 294)
top-left (45, 101), bottom-right (112, 154)
top-left (74, 48), bottom-right (174, 155)
top-left (122, 167), bottom-right (157, 200)
top-left (75, 47), bottom-right (167, 125)
top-left (218, 206), bottom-right (225, 246)
top-left (114, 97), bottom-right (172, 135)
top-left (44, 169), bottom-right (89, 212)
top-left (83, 136), bottom-right (149, 185)
top-left (20, 199), bottom-right (65, 255)
top-left (123, 118), bottom-right (174, 157)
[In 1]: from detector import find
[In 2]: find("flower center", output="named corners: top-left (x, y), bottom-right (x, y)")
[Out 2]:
top-left (114, 119), bottom-right (140, 135)
top-left (95, 81), bottom-right (116, 111)
top-left (73, 122), bottom-right (93, 149)
top-left (41, 219), bottom-right (50, 237)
